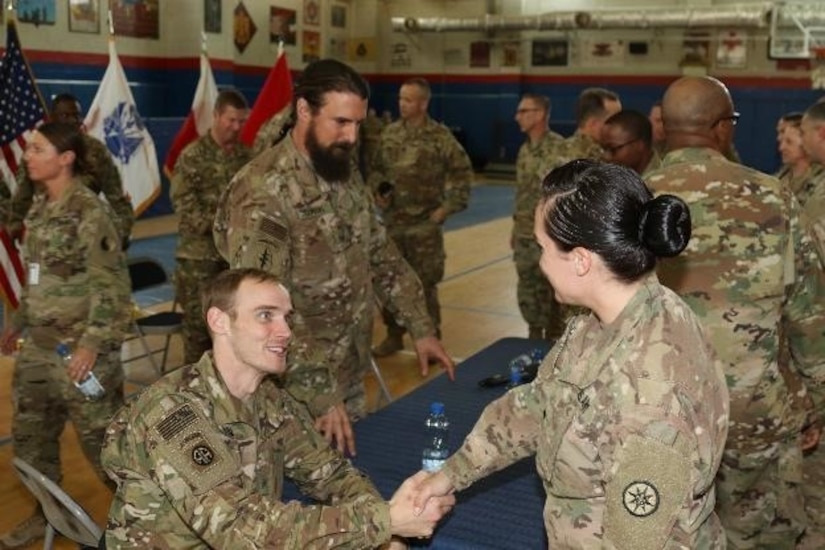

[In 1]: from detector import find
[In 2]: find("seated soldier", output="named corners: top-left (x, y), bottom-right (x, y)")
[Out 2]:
top-left (101, 268), bottom-right (453, 549)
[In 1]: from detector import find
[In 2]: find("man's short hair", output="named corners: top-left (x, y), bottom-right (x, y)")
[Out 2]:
top-left (804, 102), bottom-right (825, 125)
top-left (781, 111), bottom-right (803, 128)
top-left (214, 88), bottom-right (248, 113)
top-left (402, 77), bottom-right (431, 101)
top-left (293, 58), bottom-right (370, 114)
top-left (576, 87), bottom-right (619, 126)
top-left (604, 110), bottom-right (653, 148)
top-left (201, 268), bottom-right (284, 321)
top-left (50, 93), bottom-right (80, 113)
top-left (521, 93), bottom-right (551, 114)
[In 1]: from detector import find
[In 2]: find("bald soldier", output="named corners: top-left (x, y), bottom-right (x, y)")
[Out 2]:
top-left (646, 76), bottom-right (825, 548)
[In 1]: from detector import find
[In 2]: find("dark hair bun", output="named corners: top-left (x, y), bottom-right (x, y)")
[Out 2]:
top-left (639, 194), bottom-right (691, 257)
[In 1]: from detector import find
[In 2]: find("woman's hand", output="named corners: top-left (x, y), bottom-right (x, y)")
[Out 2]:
top-left (65, 346), bottom-right (98, 383)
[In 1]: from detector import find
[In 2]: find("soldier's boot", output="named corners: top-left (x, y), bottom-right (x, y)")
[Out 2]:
top-left (373, 330), bottom-right (405, 357)
top-left (0, 508), bottom-right (46, 549)
top-left (528, 326), bottom-right (543, 340)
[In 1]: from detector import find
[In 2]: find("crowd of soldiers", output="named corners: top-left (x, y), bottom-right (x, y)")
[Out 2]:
top-left (1, 57), bottom-right (825, 548)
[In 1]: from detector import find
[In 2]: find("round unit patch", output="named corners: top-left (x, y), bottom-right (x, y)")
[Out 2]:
top-left (192, 445), bottom-right (215, 466)
top-left (622, 481), bottom-right (659, 517)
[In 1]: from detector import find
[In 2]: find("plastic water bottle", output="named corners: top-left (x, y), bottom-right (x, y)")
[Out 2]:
top-left (506, 349), bottom-right (546, 388)
top-left (422, 402), bottom-right (449, 472)
top-left (56, 343), bottom-right (105, 401)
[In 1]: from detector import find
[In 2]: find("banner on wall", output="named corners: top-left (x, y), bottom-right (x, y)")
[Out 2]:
top-left (347, 37), bottom-right (376, 62)
top-left (0, 21), bottom-right (46, 309)
top-left (470, 41), bottom-right (491, 68)
top-left (716, 30), bottom-right (748, 69)
top-left (163, 51), bottom-right (218, 177)
top-left (84, 38), bottom-right (161, 216)
top-left (303, 30), bottom-right (320, 63)
top-left (240, 49), bottom-right (293, 146)
top-left (580, 40), bottom-right (625, 67)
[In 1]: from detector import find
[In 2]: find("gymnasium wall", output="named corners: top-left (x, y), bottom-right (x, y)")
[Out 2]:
top-left (3, 0), bottom-right (822, 217)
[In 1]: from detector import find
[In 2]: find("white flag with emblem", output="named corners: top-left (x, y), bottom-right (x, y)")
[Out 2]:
top-left (84, 38), bottom-right (160, 215)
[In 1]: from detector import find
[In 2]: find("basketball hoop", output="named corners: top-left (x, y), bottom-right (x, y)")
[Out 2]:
top-left (811, 46), bottom-right (825, 89)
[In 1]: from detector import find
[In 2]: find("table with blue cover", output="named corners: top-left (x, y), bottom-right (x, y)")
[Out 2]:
top-left (355, 337), bottom-right (552, 549)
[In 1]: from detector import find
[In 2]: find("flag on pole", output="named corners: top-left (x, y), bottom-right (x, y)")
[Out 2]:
top-left (0, 20), bottom-right (47, 309)
top-left (239, 47), bottom-right (292, 146)
top-left (84, 37), bottom-right (160, 216)
top-left (163, 50), bottom-right (218, 177)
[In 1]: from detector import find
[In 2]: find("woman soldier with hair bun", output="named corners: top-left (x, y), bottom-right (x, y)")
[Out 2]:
top-left (413, 159), bottom-right (730, 549)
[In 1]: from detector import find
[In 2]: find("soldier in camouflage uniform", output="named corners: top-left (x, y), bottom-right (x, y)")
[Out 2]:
top-left (252, 103), bottom-right (294, 156)
top-left (6, 93), bottom-right (134, 247)
top-left (794, 101), bottom-right (825, 549)
top-left (601, 110), bottom-right (661, 176)
top-left (511, 93), bottom-right (563, 341)
top-left (646, 76), bottom-right (825, 549)
top-left (369, 77), bottom-right (473, 356)
top-left (414, 160), bottom-right (730, 548)
top-left (102, 268), bottom-right (454, 549)
top-left (171, 89), bottom-right (252, 365)
top-left (799, 102), bottom-right (825, 267)
top-left (0, 122), bottom-right (130, 549)
top-left (358, 107), bottom-right (384, 179)
top-left (213, 60), bottom-right (454, 457)
top-left (777, 113), bottom-right (818, 197)
top-left (530, 87), bottom-right (621, 339)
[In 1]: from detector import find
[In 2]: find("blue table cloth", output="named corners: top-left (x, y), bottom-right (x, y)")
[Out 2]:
top-left (288, 337), bottom-right (552, 549)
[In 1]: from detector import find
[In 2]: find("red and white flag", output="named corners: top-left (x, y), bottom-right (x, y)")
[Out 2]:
top-left (0, 21), bottom-right (47, 309)
top-left (84, 38), bottom-right (161, 216)
top-left (240, 48), bottom-right (293, 146)
top-left (163, 51), bottom-right (218, 176)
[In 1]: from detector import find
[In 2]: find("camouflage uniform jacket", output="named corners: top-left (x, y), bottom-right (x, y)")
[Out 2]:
top-left (10, 179), bottom-right (130, 351)
top-left (9, 133), bottom-right (134, 241)
top-left (557, 130), bottom-right (604, 163)
top-left (213, 136), bottom-right (434, 416)
top-left (171, 133), bottom-right (251, 261)
top-left (791, 162), bottom-right (825, 267)
top-left (102, 353), bottom-right (391, 549)
top-left (443, 275), bottom-right (729, 548)
top-left (252, 104), bottom-right (294, 157)
top-left (512, 131), bottom-right (563, 239)
top-left (646, 147), bottom-right (825, 449)
top-left (369, 116), bottom-right (472, 226)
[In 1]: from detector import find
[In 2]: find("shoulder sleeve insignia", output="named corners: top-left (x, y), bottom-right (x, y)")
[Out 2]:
top-left (150, 403), bottom-right (238, 495)
top-left (605, 434), bottom-right (691, 550)
top-left (622, 481), bottom-right (660, 517)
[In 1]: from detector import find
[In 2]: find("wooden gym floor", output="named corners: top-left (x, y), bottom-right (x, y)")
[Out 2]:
top-left (0, 198), bottom-right (528, 549)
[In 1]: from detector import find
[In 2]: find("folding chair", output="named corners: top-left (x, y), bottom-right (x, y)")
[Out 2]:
top-left (370, 357), bottom-right (393, 407)
top-left (11, 457), bottom-right (103, 550)
top-left (126, 257), bottom-right (183, 375)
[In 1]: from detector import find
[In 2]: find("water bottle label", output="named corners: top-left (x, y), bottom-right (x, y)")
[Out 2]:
top-left (422, 457), bottom-right (446, 472)
top-left (75, 373), bottom-right (105, 401)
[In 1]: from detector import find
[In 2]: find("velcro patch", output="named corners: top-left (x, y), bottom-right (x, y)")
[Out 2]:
top-left (260, 216), bottom-right (287, 242)
top-left (155, 404), bottom-right (197, 441)
top-left (151, 403), bottom-right (237, 495)
top-left (605, 434), bottom-right (691, 550)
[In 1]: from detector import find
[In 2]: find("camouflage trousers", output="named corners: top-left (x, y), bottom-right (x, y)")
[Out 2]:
top-left (381, 221), bottom-right (445, 335)
top-left (715, 439), bottom-right (806, 549)
top-left (175, 258), bottom-right (228, 365)
top-left (337, 347), bottom-right (370, 421)
top-left (12, 339), bottom-right (124, 488)
top-left (512, 235), bottom-right (566, 340)
top-left (798, 442), bottom-right (825, 549)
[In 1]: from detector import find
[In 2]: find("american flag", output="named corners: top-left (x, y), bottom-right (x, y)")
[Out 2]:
top-left (0, 21), bottom-right (46, 309)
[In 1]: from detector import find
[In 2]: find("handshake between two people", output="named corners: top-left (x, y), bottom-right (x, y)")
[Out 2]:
top-left (385, 469), bottom-right (457, 548)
